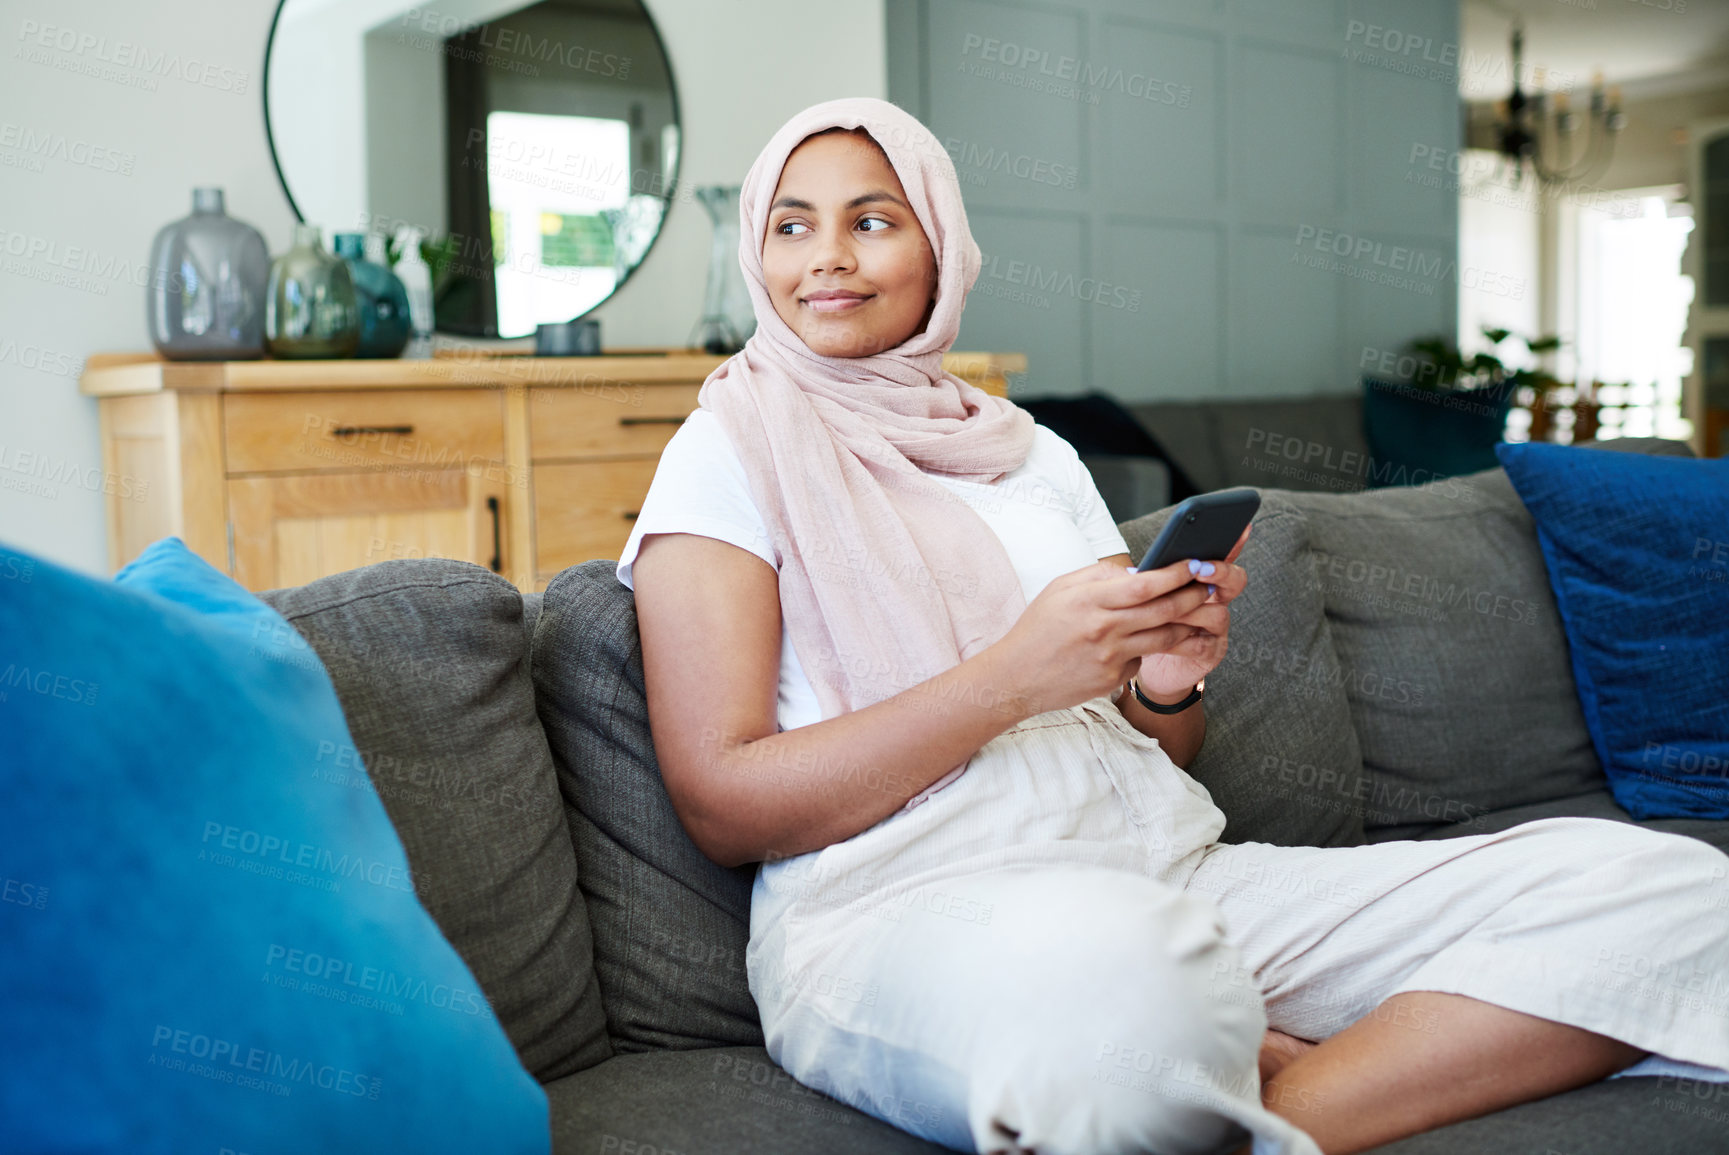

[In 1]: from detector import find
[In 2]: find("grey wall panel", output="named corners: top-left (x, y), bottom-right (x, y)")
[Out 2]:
top-left (1125, 0), bottom-right (1224, 20)
top-left (1345, 0), bottom-right (1458, 57)
top-left (1235, 0), bottom-right (1346, 41)
top-left (962, 210), bottom-right (1092, 395)
top-left (1233, 226), bottom-right (1344, 397)
top-left (886, 0), bottom-right (1460, 402)
top-left (1351, 67), bottom-right (1459, 232)
top-left (1343, 230), bottom-right (1461, 377)
top-left (1097, 20), bottom-right (1223, 213)
top-left (926, 0), bottom-right (1090, 215)
top-left (1234, 43), bottom-right (1344, 222)
top-left (1096, 220), bottom-right (1225, 396)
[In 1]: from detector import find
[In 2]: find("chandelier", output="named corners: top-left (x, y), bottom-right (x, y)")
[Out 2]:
top-left (1490, 23), bottom-right (1626, 188)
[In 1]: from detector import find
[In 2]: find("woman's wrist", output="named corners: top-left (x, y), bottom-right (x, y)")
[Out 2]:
top-left (1114, 674), bottom-right (1201, 708)
top-left (1117, 677), bottom-right (1208, 765)
top-left (1131, 676), bottom-right (1203, 708)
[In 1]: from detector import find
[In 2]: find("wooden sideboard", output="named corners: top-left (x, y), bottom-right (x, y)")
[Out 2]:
top-left (79, 349), bottom-right (1024, 593)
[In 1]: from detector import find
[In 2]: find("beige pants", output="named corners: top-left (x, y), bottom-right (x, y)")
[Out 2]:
top-left (747, 700), bottom-right (1729, 1155)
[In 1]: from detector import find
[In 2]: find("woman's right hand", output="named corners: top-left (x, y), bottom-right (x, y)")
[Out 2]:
top-left (990, 558), bottom-right (1218, 717)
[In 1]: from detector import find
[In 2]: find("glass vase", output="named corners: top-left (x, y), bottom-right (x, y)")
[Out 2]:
top-left (690, 186), bottom-right (756, 354)
top-left (391, 226), bottom-right (435, 359)
top-left (333, 232), bottom-right (411, 358)
top-left (145, 188), bottom-right (271, 361)
top-left (265, 224), bottom-right (360, 359)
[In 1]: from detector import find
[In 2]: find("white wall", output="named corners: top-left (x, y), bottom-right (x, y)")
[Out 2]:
top-left (0, 0), bottom-right (886, 577)
top-left (1590, 79), bottom-right (1729, 193)
top-left (270, 0), bottom-right (513, 232)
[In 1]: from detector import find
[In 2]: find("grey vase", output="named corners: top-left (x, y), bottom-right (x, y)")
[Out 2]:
top-left (145, 188), bottom-right (271, 361)
top-left (690, 186), bottom-right (756, 355)
top-left (265, 224), bottom-right (360, 359)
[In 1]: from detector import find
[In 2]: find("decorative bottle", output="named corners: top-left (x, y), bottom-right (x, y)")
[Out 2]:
top-left (145, 187), bottom-right (271, 360)
top-left (265, 224), bottom-right (360, 359)
top-left (690, 186), bottom-right (756, 354)
top-left (333, 232), bottom-right (411, 358)
top-left (392, 227), bottom-right (435, 358)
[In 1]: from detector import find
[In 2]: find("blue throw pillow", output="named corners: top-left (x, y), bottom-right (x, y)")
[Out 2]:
top-left (0, 538), bottom-right (549, 1154)
top-left (1496, 443), bottom-right (1729, 819)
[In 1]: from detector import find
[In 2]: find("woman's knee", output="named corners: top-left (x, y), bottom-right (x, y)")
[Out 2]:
top-left (1584, 820), bottom-right (1729, 881)
top-left (1639, 830), bottom-right (1729, 919)
top-left (1519, 818), bottom-right (1729, 878)
top-left (964, 871), bottom-right (1267, 1153)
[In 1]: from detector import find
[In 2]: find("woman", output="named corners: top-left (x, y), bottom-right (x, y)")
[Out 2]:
top-left (617, 97), bottom-right (1729, 1155)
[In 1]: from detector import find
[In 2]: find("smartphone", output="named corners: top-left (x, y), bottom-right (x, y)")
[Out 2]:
top-left (1136, 488), bottom-right (1261, 573)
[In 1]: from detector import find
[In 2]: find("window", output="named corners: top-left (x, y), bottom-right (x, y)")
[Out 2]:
top-left (540, 213), bottom-right (616, 269)
top-left (485, 111), bottom-right (631, 339)
top-left (1570, 189), bottom-right (1695, 443)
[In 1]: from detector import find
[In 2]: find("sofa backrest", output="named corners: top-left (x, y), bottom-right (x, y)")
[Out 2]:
top-left (1126, 395), bottom-right (1370, 495)
top-left (1122, 438), bottom-right (1697, 844)
top-left (1288, 438), bottom-right (1690, 838)
top-left (530, 560), bottom-right (763, 1055)
top-left (261, 562), bottom-right (613, 1081)
top-left (1120, 492), bottom-right (1370, 848)
top-left (1280, 467), bottom-right (1603, 838)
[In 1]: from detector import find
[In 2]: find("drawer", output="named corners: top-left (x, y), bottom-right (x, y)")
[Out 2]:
top-left (224, 390), bottom-right (505, 475)
top-left (533, 458), bottom-right (661, 577)
top-left (529, 383), bottom-right (700, 460)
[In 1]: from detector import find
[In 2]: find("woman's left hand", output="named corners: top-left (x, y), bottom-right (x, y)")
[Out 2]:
top-left (1132, 525), bottom-right (1251, 700)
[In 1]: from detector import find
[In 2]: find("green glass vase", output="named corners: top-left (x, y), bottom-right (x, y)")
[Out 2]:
top-left (265, 224), bottom-right (360, 359)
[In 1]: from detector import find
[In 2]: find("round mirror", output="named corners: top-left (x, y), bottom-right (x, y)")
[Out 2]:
top-left (264, 0), bottom-right (680, 339)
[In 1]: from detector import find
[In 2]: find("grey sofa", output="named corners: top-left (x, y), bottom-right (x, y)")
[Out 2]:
top-left (1126, 394), bottom-right (1373, 499)
top-left (259, 435), bottom-right (1727, 1155)
top-left (1060, 394), bottom-right (1376, 525)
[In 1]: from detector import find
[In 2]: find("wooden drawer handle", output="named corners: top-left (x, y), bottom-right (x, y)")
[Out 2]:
top-left (331, 424), bottom-right (415, 437)
top-left (617, 416), bottom-right (686, 426)
top-left (487, 496), bottom-right (503, 573)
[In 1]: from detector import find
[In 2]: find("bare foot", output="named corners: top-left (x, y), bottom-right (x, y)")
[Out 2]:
top-left (1259, 1028), bottom-right (1318, 1085)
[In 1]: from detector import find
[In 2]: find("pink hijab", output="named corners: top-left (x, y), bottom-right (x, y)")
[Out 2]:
top-left (695, 97), bottom-right (1035, 808)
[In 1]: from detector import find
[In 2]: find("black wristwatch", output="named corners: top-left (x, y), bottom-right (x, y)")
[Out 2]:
top-left (1130, 677), bottom-right (1205, 715)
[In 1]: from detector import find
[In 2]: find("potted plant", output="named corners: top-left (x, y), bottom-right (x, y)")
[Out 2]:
top-left (1362, 327), bottom-right (1561, 485)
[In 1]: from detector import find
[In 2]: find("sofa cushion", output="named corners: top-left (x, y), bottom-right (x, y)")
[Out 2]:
top-left (1119, 493), bottom-right (1367, 847)
top-left (1281, 468), bottom-right (1606, 838)
top-left (1636, 815), bottom-right (1729, 855)
top-left (1496, 441), bottom-right (1729, 819)
top-left (3, 540), bottom-right (548, 1154)
top-left (260, 560), bottom-right (610, 1081)
top-left (544, 1047), bottom-right (947, 1154)
top-left (531, 560), bottom-right (762, 1053)
top-left (545, 1051), bottom-right (1729, 1155)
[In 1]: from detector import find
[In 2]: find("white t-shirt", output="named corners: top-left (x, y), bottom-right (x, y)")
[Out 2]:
top-left (615, 407), bottom-right (1130, 732)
